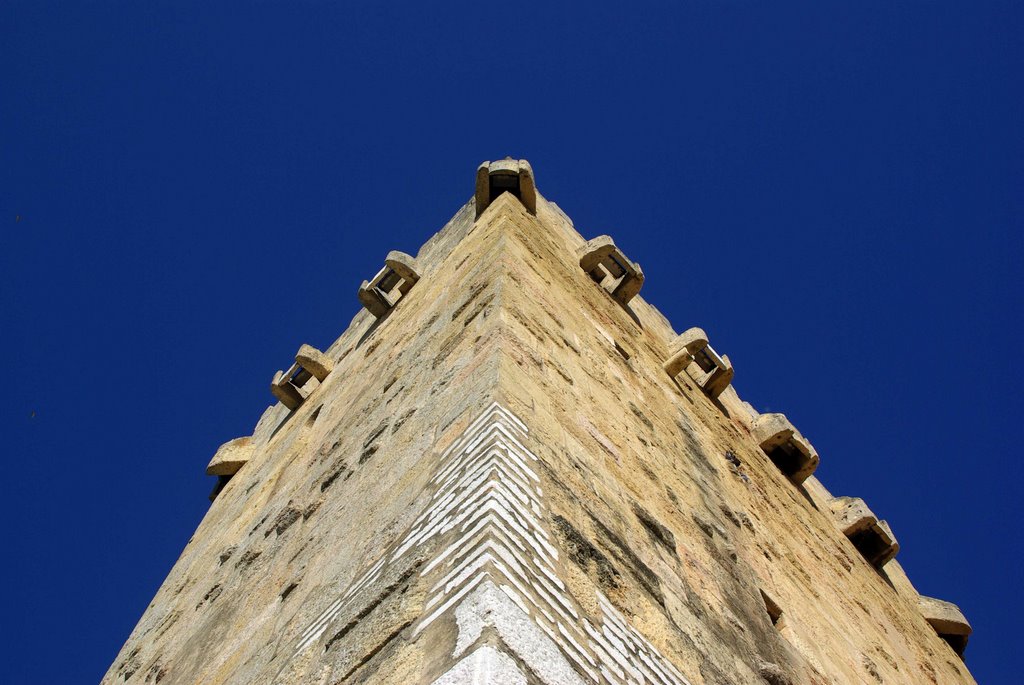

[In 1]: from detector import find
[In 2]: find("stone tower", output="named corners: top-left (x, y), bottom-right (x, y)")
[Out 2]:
top-left (105, 160), bottom-right (975, 684)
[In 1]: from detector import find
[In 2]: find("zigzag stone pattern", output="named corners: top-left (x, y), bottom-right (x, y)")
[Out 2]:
top-left (293, 402), bottom-right (689, 684)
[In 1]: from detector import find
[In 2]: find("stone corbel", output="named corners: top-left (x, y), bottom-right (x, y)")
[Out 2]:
top-left (829, 496), bottom-right (899, 567)
top-left (577, 235), bottom-right (645, 306)
top-left (751, 412), bottom-right (819, 483)
top-left (271, 343), bottom-right (334, 411)
top-left (664, 327), bottom-right (734, 399)
top-left (358, 251), bottom-right (421, 319)
top-left (475, 158), bottom-right (537, 218)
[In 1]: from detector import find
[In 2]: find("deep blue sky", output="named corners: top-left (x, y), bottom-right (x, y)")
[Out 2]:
top-left (2, 2), bottom-right (1020, 682)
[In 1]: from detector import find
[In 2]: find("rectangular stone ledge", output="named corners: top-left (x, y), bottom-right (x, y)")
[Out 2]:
top-left (663, 327), bottom-right (735, 401)
top-left (576, 235), bottom-right (644, 306)
top-left (271, 344), bottom-right (333, 411)
top-left (751, 412), bottom-right (819, 484)
top-left (918, 595), bottom-right (971, 657)
top-left (829, 496), bottom-right (899, 567)
top-left (475, 158), bottom-right (537, 218)
top-left (206, 436), bottom-right (255, 476)
top-left (358, 251), bottom-right (421, 319)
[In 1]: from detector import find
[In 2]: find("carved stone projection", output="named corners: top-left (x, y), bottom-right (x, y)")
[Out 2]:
top-left (918, 595), bottom-right (972, 658)
top-left (475, 158), bottom-right (537, 217)
top-left (751, 412), bottom-right (819, 484)
top-left (104, 160), bottom-right (977, 685)
top-left (829, 496), bottom-right (900, 567)
top-left (271, 343), bottom-right (334, 410)
top-left (577, 235), bottom-right (645, 306)
top-left (664, 327), bottom-right (734, 400)
top-left (205, 436), bottom-right (256, 501)
top-left (358, 251), bottom-right (421, 319)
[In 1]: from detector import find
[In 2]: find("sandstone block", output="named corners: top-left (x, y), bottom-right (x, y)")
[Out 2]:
top-left (205, 436), bottom-right (255, 476)
top-left (475, 158), bottom-right (537, 217)
top-left (576, 235), bottom-right (644, 305)
top-left (664, 327), bottom-right (735, 400)
top-left (918, 595), bottom-right (971, 657)
top-left (271, 344), bottom-right (330, 410)
top-left (358, 252), bottom-right (422, 319)
top-left (751, 412), bottom-right (819, 483)
top-left (829, 496), bottom-right (899, 567)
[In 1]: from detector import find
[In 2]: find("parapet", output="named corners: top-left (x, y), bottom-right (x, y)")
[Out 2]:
top-left (577, 235), bottom-right (645, 306)
top-left (271, 343), bottom-right (334, 411)
top-left (751, 412), bottom-right (819, 484)
top-left (358, 251), bottom-right (421, 319)
top-left (206, 436), bottom-right (255, 477)
top-left (829, 496), bottom-right (899, 567)
top-left (917, 595), bottom-right (972, 657)
top-left (475, 158), bottom-right (537, 218)
top-left (664, 327), bottom-right (735, 400)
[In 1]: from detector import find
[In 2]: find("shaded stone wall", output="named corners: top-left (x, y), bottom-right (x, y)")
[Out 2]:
top-left (104, 175), bottom-right (974, 685)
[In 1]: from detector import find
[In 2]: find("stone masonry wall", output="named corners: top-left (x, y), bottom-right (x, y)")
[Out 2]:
top-left (104, 180), bottom-right (975, 685)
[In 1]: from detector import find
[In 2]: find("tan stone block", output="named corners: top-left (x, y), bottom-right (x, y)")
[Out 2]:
top-left (295, 344), bottom-right (333, 382)
top-left (270, 368), bottom-right (305, 410)
top-left (663, 327), bottom-right (709, 377)
top-left (359, 252), bottom-right (422, 318)
top-left (576, 235), bottom-right (644, 305)
top-left (918, 595), bottom-right (971, 657)
top-left (206, 436), bottom-right (255, 476)
top-left (829, 496), bottom-right (899, 567)
top-left (475, 158), bottom-right (537, 218)
top-left (752, 412), bottom-right (819, 483)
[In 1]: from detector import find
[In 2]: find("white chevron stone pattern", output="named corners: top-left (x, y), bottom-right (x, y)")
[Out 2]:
top-left (294, 402), bottom-right (691, 685)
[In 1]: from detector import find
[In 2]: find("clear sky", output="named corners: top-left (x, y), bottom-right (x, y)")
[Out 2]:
top-left (2, 2), bottom-right (1020, 682)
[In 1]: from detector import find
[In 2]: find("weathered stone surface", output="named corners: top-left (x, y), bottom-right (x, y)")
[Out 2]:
top-left (104, 162), bottom-right (975, 685)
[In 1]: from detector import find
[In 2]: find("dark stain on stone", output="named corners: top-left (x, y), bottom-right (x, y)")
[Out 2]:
top-left (119, 647), bottom-right (141, 680)
top-left (675, 413), bottom-right (720, 479)
top-left (629, 402), bottom-right (654, 431)
top-left (364, 421), bottom-right (390, 449)
top-left (321, 459), bottom-right (349, 492)
top-left (391, 408), bottom-right (417, 434)
top-left (758, 661), bottom-right (794, 685)
top-left (235, 549), bottom-right (262, 570)
top-left (195, 584), bottom-right (222, 610)
top-left (145, 659), bottom-right (167, 684)
top-left (432, 325), bottom-right (470, 370)
top-left (631, 503), bottom-right (678, 558)
top-left (551, 514), bottom-right (622, 591)
top-left (334, 618), bottom-right (415, 683)
top-left (720, 505), bottom-right (743, 528)
top-left (249, 514), bottom-right (270, 537)
top-left (591, 515), bottom-right (665, 607)
top-left (266, 505), bottom-right (302, 537)
top-left (450, 282), bottom-right (487, 321)
top-left (218, 546), bottom-right (237, 566)
top-left (325, 562), bottom-right (420, 653)
top-left (280, 582), bottom-right (299, 601)
top-left (463, 293), bottom-right (494, 326)
top-left (693, 515), bottom-right (716, 538)
top-left (303, 499), bottom-right (323, 521)
top-left (359, 444), bottom-right (379, 464)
